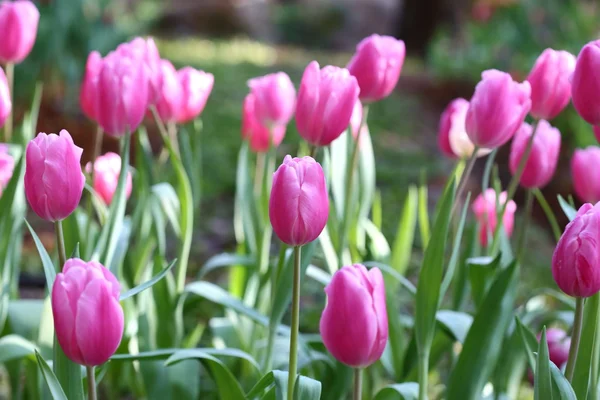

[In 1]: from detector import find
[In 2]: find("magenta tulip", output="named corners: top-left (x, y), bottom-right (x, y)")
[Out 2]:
top-left (155, 59), bottom-right (183, 123)
top-left (116, 37), bottom-right (161, 104)
top-left (0, 0), bottom-right (39, 64)
top-left (52, 258), bottom-right (124, 366)
top-left (0, 66), bottom-right (11, 129)
top-left (466, 69), bottom-right (531, 149)
top-left (347, 34), bottom-right (405, 103)
top-left (0, 146), bottom-right (14, 196)
top-left (269, 155), bottom-right (329, 246)
top-left (527, 48), bottom-right (576, 120)
top-left (25, 130), bottom-right (85, 221)
top-left (176, 67), bottom-right (214, 124)
top-left (472, 189), bottom-right (517, 246)
top-left (80, 51), bottom-right (102, 121)
top-left (319, 264), bottom-right (388, 367)
top-left (295, 61), bottom-right (359, 146)
top-left (248, 72), bottom-right (296, 127)
top-left (572, 41), bottom-right (600, 125)
top-left (572, 146), bottom-right (600, 203)
top-left (241, 93), bottom-right (285, 153)
top-left (86, 152), bottom-right (132, 205)
top-left (509, 120), bottom-right (561, 189)
top-left (438, 98), bottom-right (491, 159)
top-left (552, 202), bottom-right (600, 297)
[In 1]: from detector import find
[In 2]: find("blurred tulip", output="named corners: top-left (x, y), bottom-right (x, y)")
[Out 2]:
top-left (25, 130), bottom-right (85, 221)
top-left (552, 202), bottom-right (600, 297)
top-left (116, 37), bottom-right (161, 104)
top-left (319, 264), bottom-right (388, 367)
top-left (80, 51), bottom-right (103, 122)
top-left (269, 155), bottom-right (329, 246)
top-left (52, 258), bottom-right (124, 366)
top-left (509, 120), bottom-right (561, 189)
top-left (571, 146), bottom-right (600, 203)
top-left (572, 41), bottom-right (600, 125)
top-left (248, 72), bottom-right (296, 126)
top-left (542, 328), bottom-right (571, 368)
top-left (0, 146), bottom-right (14, 197)
top-left (241, 93), bottom-right (285, 152)
top-left (0, 0), bottom-right (39, 64)
top-left (155, 59), bottom-right (183, 123)
top-left (347, 34), bottom-right (406, 102)
top-left (295, 61), bottom-right (359, 146)
top-left (349, 100), bottom-right (363, 139)
top-left (86, 152), bottom-right (132, 205)
top-left (176, 67), bottom-right (214, 124)
top-left (527, 48), bottom-right (576, 120)
top-left (472, 189), bottom-right (517, 246)
top-left (466, 69), bottom-right (531, 148)
top-left (0, 66), bottom-right (11, 129)
top-left (438, 98), bottom-right (491, 159)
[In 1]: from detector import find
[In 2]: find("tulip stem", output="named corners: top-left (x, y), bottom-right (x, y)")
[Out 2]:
top-left (4, 62), bottom-right (13, 143)
top-left (287, 246), bottom-right (301, 400)
top-left (418, 351), bottom-right (429, 400)
top-left (451, 148), bottom-right (478, 216)
top-left (532, 188), bottom-right (562, 242)
top-left (54, 220), bottom-right (67, 269)
top-left (86, 126), bottom-right (103, 242)
top-left (516, 189), bottom-right (533, 261)
top-left (86, 366), bottom-right (96, 400)
top-left (353, 368), bottom-right (363, 400)
top-left (566, 297), bottom-right (584, 382)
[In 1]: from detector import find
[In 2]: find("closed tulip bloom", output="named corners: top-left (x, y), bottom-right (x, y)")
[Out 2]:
top-left (571, 147), bottom-right (600, 203)
top-left (349, 100), bottom-right (363, 139)
top-left (80, 51), bottom-right (103, 121)
top-left (176, 67), bottom-right (214, 124)
top-left (552, 202), bottom-right (600, 297)
top-left (0, 147), bottom-right (14, 196)
top-left (86, 152), bottom-right (132, 205)
top-left (466, 69), bottom-right (531, 148)
top-left (116, 37), bottom-right (161, 104)
top-left (527, 49), bottom-right (576, 120)
top-left (248, 72), bottom-right (296, 126)
top-left (438, 98), bottom-right (491, 159)
top-left (296, 61), bottom-right (359, 146)
top-left (241, 93), bottom-right (286, 152)
top-left (25, 130), bottom-right (85, 221)
top-left (347, 34), bottom-right (406, 102)
top-left (0, 66), bottom-right (11, 129)
top-left (572, 41), bottom-right (600, 125)
top-left (472, 189), bottom-right (517, 246)
top-left (269, 155), bottom-right (329, 246)
top-left (319, 264), bottom-right (388, 367)
top-left (509, 120), bottom-right (561, 189)
top-left (155, 59), bottom-right (183, 123)
top-left (96, 52), bottom-right (149, 136)
top-left (52, 258), bottom-right (124, 366)
top-left (0, 0), bottom-right (39, 64)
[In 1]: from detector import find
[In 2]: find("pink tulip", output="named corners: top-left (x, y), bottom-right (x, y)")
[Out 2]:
top-left (509, 120), bottom-right (561, 189)
top-left (472, 189), bottom-right (517, 246)
top-left (25, 130), bottom-right (85, 221)
top-left (269, 155), bottom-right (329, 246)
top-left (529, 328), bottom-right (571, 383)
top-left (572, 41), bottom-right (600, 125)
top-left (319, 264), bottom-right (388, 367)
top-left (438, 98), bottom-right (491, 159)
top-left (0, 0), bottom-right (39, 64)
top-left (552, 202), bottom-right (600, 297)
top-left (295, 61), bottom-right (359, 146)
top-left (52, 258), bottom-right (124, 366)
top-left (527, 49), bottom-right (576, 120)
top-left (466, 69), bottom-right (531, 149)
top-left (241, 93), bottom-right (285, 153)
top-left (176, 67), bottom-right (214, 124)
top-left (347, 34), bottom-right (406, 102)
top-left (96, 52), bottom-right (149, 136)
top-left (116, 37), bottom-right (162, 104)
top-left (349, 100), bottom-right (363, 139)
top-left (248, 72), bottom-right (296, 126)
top-left (80, 51), bottom-right (103, 121)
top-left (571, 147), bottom-right (600, 203)
top-left (86, 152), bottom-right (132, 205)
top-left (0, 146), bottom-right (15, 197)
top-left (155, 59), bottom-right (183, 123)
top-left (0, 66), bottom-right (11, 129)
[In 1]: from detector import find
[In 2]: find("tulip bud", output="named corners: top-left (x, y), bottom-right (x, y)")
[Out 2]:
top-left (269, 155), bottom-right (329, 246)
top-left (319, 264), bottom-right (388, 367)
top-left (80, 51), bottom-right (103, 121)
top-left (349, 100), bottom-right (363, 139)
top-left (0, 146), bottom-right (15, 197)
top-left (248, 72), bottom-right (296, 127)
top-left (241, 93), bottom-right (286, 153)
top-left (0, 0), bottom-right (39, 64)
top-left (438, 98), bottom-right (491, 159)
top-left (466, 69), bottom-right (531, 149)
top-left (571, 146), bottom-right (600, 203)
top-left (552, 202), bottom-right (600, 297)
top-left (527, 49), bottom-right (576, 120)
top-left (155, 59), bottom-right (183, 123)
top-left (472, 189), bottom-right (517, 246)
top-left (509, 120), bottom-right (561, 189)
top-left (0, 66), bottom-right (11, 129)
top-left (572, 41), bottom-right (600, 125)
top-left (52, 258), bottom-right (124, 366)
top-left (295, 61), bottom-right (359, 146)
top-left (96, 52), bottom-right (149, 136)
top-left (25, 130), bottom-right (85, 221)
top-left (116, 37), bottom-right (162, 104)
top-left (86, 152), bottom-right (132, 205)
top-left (347, 34), bottom-right (406, 103)
top-left (176, 67), bottom-right (214, 124)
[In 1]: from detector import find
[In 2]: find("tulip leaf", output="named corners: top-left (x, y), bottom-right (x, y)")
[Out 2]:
top-left (363, 261), bottom-right (417, 295)
top-left (418, 171), bottom-right (430, 248)
top-left (197, 252), bottom-right (256, 279)
top-left (246, 370), bottom-right (321, 400)
top-left (233, 142), bottom-right (258, 253)
top-left (119, 259), bottom-right (177, 301)
top-left (373, 383), bottom-right (419, 400)
top-left (25, 220), bottom-right (56, 287)
top-left (0, 335), bottom-right (38, 363)
top-left (164, 348), bottom-right (261, 372)
top-left (357, 126), bottom-right (376, 253)
top-left (7, 299), bottom-right (45, 340)
top-left (35, 351), bottom-right (68, 400)
top-left (435, 310), bottom-right (473, 344)
top-left (391, 186), bottom-right (418, 276)
top-left (468, 254), bottom-right (502, 308)
top-left (535, 327), bottom-right (553, 400)
top-left (111, 349), bottom-right (177, 361)
top-left (305, 265), bottom-right (332, 286)
top-left (550, 363), bottom-right (577, 400)
top-left (572, 293), bottom-right (600, 399)
top-left (557, 194), bottom-right (577, 222)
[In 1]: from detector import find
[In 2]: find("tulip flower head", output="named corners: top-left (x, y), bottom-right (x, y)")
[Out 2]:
top-left (0, 146), bottom-right (14, 197)
top-left (0, 66), bottom-right (11, 129)
top-left (176, 67), bottom-right (214, 124)
top-left (349, 100), bottom-right (363, 139)
top-left (438, 98), bottom-right (491, 159)
top-left (571, 40), bottom-right (600, 125)
top-left (0, 0), bottom-right (40, 64)
top-left (116, 37), bottom-right (162, 104)
top-left (86, 152), bottom-right (132, 205)
top-left (80, 51), bottom-right (103, 122)
top-left (241, 93), bottom-right (286, 152)
top-left (248, 72), bottom-right (296, 127)
top-left (472, 189), bottom-right (517, 246)
top-left (155, 59), bottom-right (183, 123)
top-left (572, 146), bottom-right (600, 203)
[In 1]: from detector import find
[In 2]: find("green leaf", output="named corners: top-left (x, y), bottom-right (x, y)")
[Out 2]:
top-left (305, 265), bottom-right (332, 287)
top-left (468, 255), bottom-right (502, 308)
top-left (417, 174), bottom-right (430, 248)
top-left (198, 252), bottom-right (256, 279)
top-left (572, 293), bottom-right (600, 399)
top-left (7, 299), bottom-right (44, 339)
top-left (0, 335), bottom-right (38, 363)
top-left (446, 261), bottom-right (518, 400)
top-left (25, 220), bottom-right (56, 287)
top-left (373, 383), bottom-right (419, 400)
top-left (35, 351), bottom-right (68, 400)
top-left (363, 261), bottom-right (417, 295)
top-left (233, 142), bottom-right (257, 253)
top-left (515, 316), bottom-right (541, 371)
top-left (111, 349), bottom-right (177, 361)
top-left (435, 310), bottom-right (473, 343)
top-left (119, 259), bottom-right (177, 301)
top-left (391, 186), bottom-right (418, 276)
top-left (550, 363), bottom-right (577, 400)
top-left (293, 374), bottom-right (322, 400)
top-left (440, 193), bottom-right (471, 300)
top-left (164, 348), bottom-right (261, 372)
top-left (557, 194), bottom-right (577, 221)
top-left (246, 370), bottom-right (321, 400)
top-left (535, 327), bottom-right (553, 400)
top-left (151, 182), bottom-right (181, 236)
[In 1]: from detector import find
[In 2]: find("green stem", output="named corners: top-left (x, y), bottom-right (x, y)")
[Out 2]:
top-left (592, 315), bottom-right (600, 400)
top-left (254, 152), bottom-right (266, 200)
top-left (264, 244), bottom-right (288, 371)
top-left (54, 220), bottom-right (67, 268)
top-left (287, 246), bottom-right (302, 400)
top-left (309, 145), bottom-right (318, 159)
top-left (532, 188), bottom-right (562, 242)
top-left (418, 351), bottom-right (429, 400)
top-left (86, 366), bottom-right (96, 400)
top-left (516, 189), bottom-right (533, 261)
top-left (353, 368), bottom-right (363, 400)
top-left (86, 126), bottom-right (103, 242)
top-left (4, 62), bottom-right (13, 143)
top-left (566, 297), bottom-right (585, 382)
top-left (451, 148), bottom-right (478, 215)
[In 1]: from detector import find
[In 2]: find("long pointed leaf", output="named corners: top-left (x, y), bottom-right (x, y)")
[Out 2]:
top-left (535, 327), bottom-right (553, 400)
